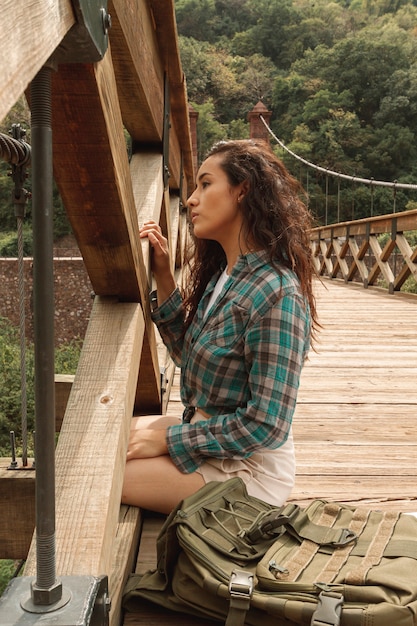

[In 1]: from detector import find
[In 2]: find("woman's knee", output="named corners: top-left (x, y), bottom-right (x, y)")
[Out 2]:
top-left (122, 456), bottom-right (204, 514)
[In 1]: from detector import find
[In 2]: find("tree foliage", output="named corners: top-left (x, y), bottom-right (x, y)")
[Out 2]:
top-left (0, 316), bottom-right (82, 456)
top-left (174, 0), bottom-right (417, 223)
top-left (0, 97), bottom-right (72, 256)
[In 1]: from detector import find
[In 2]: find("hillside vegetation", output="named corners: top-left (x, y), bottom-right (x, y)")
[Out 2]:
top-left (175, 0), bottom-right (417, 223)
top-left (2, 1), bottom-right (417, 235)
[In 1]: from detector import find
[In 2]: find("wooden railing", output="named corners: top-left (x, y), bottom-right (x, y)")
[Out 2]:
top-left (310, 209), bottom-right (417, 294)
top-left (1, 1), bottom-right (194, 624)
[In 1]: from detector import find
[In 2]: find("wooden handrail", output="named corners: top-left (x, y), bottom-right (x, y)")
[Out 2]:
top-left (310, 209), bottom-right (417, 293)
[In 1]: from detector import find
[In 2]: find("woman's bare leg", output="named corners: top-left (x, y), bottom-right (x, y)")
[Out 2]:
top-left (122, 414), bottom-right (205, 514)
top-left (122, 456), bottom-right (204, 513)
top-left (130, 414), bottom-right (181, 430)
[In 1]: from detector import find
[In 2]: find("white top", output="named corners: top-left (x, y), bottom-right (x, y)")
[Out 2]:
top-left (203, 268), bottom-right (229, 319)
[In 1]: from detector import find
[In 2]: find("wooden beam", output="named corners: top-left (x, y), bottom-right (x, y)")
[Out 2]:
top-left (55, 374), bottom-right (74, 432)
top-left (108, 0), bottom-right (164, 143)
top-left (130, 152), bottom-right (165, 412)
top-left (109, 0), bottom-right (195, 198)
top-left (0, 461), bottom-right (35, 560)
top-left (149, 0), bottom-right (195, 196)
top-left (110, 506), bottom-right (143, 626)
top-left (49, 50), bottom-right (163, 410)
top-left (0, 0), bottom-right (75, 123)
top-left (24, 297), bottom-right (144, 578)
top-left (51, 50), bottom-right (147, 302)
top-left (131, 152), bottom-right (165, 278)
top-left (312, 208), bottom-right (417, 241)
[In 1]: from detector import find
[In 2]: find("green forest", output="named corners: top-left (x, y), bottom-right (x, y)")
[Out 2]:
top-left (1, 0), bottom-right (417, 242)
top-left (176, 0), bottom-right (417, 223)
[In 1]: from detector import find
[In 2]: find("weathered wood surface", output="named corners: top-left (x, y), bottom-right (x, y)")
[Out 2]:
top-left (109, 0), bottom-right (194, 192)
top-left (0, 461), bottom-right (35, 560)
top-left (0, 0), bottom-right (75, 123)
top-left (24, 298), bottom-right (144, 579)
top-left (292, 279), bottom-right (417, 511)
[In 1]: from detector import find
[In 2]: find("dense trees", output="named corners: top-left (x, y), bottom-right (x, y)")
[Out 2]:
top-left (0, 98), bottom-right (72, 256)
top-left (1, 0), bottom-right (417, 232)
top-left (176, 0), bottom-right (417, 223)
top-left (0, 316), bottom-right (81, 457)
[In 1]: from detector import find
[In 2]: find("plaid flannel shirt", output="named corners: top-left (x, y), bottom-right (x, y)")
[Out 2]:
top-left (151, 250), bottom-right (311, 474)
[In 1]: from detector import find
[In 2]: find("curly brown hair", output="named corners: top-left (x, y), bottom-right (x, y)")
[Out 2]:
top-left (181, 139), bottom-right (319, 337)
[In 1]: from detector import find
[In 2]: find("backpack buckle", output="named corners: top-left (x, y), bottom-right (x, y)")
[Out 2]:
top-left (311, 591), bottom-right (343, 626)
top-left (331, 528), bottom-right (357, 547)
top-left (226, 570), bottom-right (254, 626)
top-left (229, 569), bottom-right (254, 609)
top-left (246, 504), bottom-right (299, 542)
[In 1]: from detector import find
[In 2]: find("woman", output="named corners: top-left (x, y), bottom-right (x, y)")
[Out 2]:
top-left (122, 139), bottom-right (318, 514)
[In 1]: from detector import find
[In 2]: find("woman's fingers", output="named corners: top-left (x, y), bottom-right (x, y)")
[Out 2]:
top-left (139, 220), bottom-right (173, 284)
top-left (140, 222), bottom-right (168, 252)
top-left (139, 220), bottom-right (161, 237)
top-left (127, 428), bottom-right (168, 460)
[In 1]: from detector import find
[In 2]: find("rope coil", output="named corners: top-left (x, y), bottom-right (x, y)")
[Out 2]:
top-left (0, 131), bottom-right (31, 167)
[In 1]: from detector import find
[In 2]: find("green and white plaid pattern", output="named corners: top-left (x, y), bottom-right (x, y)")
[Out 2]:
top-left (152, 250), bottom-right (311, 473)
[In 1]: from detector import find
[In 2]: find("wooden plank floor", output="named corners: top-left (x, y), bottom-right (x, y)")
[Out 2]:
top-left (123, 278), bottom-right (417, 625)
top-left (291, 279), bottom-right (417, 512)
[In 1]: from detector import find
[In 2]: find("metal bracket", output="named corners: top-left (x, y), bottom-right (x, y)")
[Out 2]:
top-left (52, 0), bottom-right (111, 64)
top-left (0, 575), bottom-right (110, 625)
top-left (311, 591), bottom-right (343, 626)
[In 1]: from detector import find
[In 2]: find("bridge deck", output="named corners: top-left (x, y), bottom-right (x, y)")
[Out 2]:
top-left (124, 278), bottom-right (417, 625)
top-left (291, 278), bottom-right (417, 512)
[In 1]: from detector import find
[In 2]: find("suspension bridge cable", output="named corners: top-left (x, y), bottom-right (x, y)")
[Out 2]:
top-left (1, 128), bottom-right (31, 466)
top-left (259, 115), bottom-right (417, 192)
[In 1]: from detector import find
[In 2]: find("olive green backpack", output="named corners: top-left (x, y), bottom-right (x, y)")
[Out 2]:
top-left (123, 477), bottom-right (417, 625)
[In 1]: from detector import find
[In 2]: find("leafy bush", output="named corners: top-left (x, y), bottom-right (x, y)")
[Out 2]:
top-left (0, 560), bottom-right (17, 596)
top-left (0, 227), bottom-right (33, 256)
top-left (55, 338), bottom-right (83, 374)
top-left (0, 318), bottom-right (35, 456)
top-left (0, 317), bottom-right (82, 456)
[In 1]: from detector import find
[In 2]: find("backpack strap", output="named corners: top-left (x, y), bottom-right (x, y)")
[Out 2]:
top-left (225, 569), bottom-right (254, 626)
top-left (344, 510), bottom-right (400, 585)
top-left (246, 503), bottom-right (357, 548)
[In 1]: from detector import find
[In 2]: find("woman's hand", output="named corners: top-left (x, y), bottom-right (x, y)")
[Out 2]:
top-left (139, 220), bottom-right (176, 303)
top-left (139, 220), bottom-right (170, 277)
top-left (126, 427), bottom-right (169, 461)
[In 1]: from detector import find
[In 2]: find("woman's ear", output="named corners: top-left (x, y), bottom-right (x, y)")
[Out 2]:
top-left (238, 180), bottom-right (250, 201)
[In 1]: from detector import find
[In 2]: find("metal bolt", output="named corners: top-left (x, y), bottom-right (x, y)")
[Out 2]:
top-left (9, 431), bottom-right (18, 469)
top-left (101, 8), bottom-right (112, 34)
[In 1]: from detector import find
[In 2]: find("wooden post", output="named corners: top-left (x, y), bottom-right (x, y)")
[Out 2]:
top-left (24, 297), bottom-right (144, 579)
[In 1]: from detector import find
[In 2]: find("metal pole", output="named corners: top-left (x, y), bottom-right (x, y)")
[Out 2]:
top-left (30, 65), bottom-right (62, 605)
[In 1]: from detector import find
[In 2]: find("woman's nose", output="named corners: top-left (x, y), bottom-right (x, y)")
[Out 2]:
top-left (187, 190), bottom-right (198, 207)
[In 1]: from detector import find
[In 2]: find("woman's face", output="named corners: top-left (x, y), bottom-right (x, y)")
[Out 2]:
top-left (187, 155), bottom-right (246, 246)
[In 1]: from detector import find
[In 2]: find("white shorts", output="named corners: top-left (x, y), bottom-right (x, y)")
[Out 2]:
top-left (191, 410), bottom-right (295, 507)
